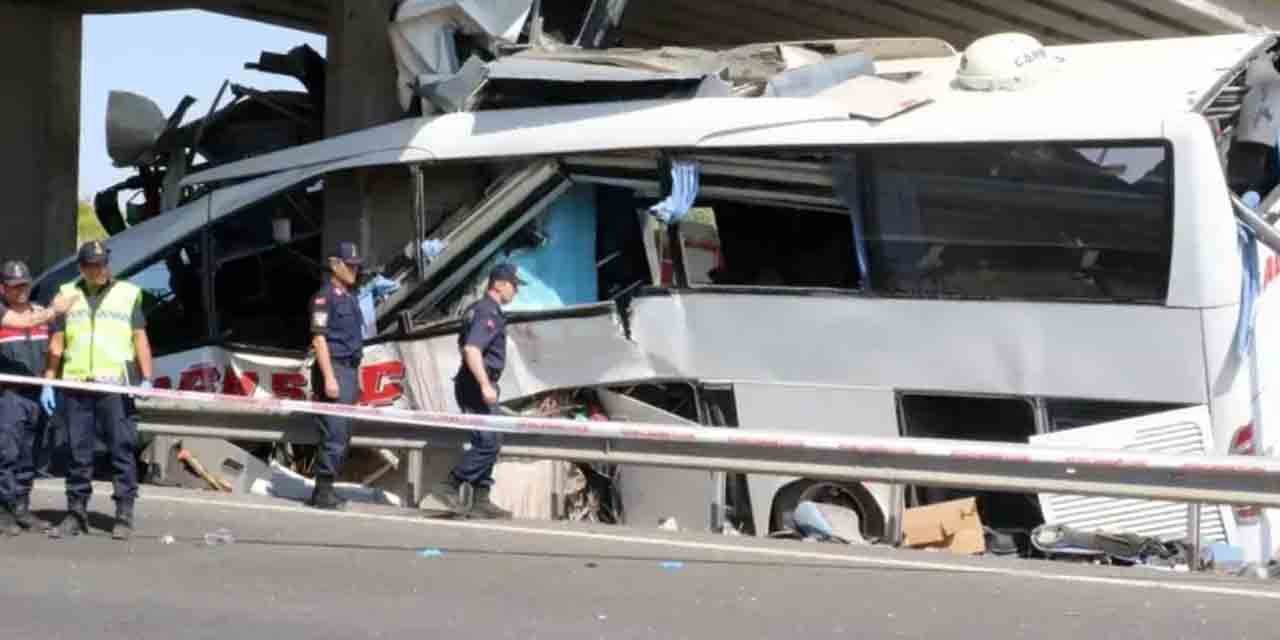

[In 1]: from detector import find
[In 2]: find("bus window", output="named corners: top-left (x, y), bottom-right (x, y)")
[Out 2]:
top-left (126, 243), bottom-right (209, 357)
top-left (864, 143), bottom-right (1172, 302)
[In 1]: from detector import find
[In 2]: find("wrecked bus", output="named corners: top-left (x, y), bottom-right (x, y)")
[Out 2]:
top-left (35, 32), bottom-right (1280, 560)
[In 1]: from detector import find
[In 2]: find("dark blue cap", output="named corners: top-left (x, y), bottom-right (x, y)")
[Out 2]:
top-left (77, 240), bottom-right (110, 265)
top-left (329, 241), bottom-right (363, 266)
top-left (489, 263), bottom-right (526, 285)
top-left (0, 260), bottom-right (30, 284)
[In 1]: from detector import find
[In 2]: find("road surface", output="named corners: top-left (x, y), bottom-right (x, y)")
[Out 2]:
top-left (0, 481), bottom-right (1275, 639)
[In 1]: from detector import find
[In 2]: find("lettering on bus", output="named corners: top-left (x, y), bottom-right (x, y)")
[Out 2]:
top-left (360, 360), bottom-right (405, 406)
top-left (157, 360), bottom-right (408, 405)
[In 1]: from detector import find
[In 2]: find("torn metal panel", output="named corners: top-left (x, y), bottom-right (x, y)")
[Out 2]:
top-left (597, 389), bottom-right (714, 531)
top-left (762, 53), bottom-right (875, 98)
top-left (626, 292), bottom-right (1208, 404)
top-left (414, 55), bottom-right (712, 112)
top-left (1030, 406), bottom-right (1237, 545)
top-left (392, 302), bottom-right (671, 409)
top-left (390, 0), bottom-right (537, 110)
top-left (106, 91), bottom-right (167, 168)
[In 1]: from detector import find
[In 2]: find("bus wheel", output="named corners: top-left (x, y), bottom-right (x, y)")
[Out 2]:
top-left (769, 480), bottom-right (886, 542)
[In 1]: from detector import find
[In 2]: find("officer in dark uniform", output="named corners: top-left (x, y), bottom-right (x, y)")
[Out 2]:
top-left (427, 263), bottom-right (524, 519)
top-left (0, 261), bottom-right (57, 535)
top-left (306, 241), bottom-right (365, 510)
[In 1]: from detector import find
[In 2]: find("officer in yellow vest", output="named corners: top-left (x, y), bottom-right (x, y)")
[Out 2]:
top-left (44, 241), bottom-right (153, 541)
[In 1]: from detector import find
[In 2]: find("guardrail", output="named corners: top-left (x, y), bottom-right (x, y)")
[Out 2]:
top-left (7, 373), bottom-right (1278, 516)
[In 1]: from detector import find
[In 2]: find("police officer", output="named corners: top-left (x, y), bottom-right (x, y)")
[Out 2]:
top-left (0, 261), bottom-right (69, 535)
top-left (45, 241), bottom-right (153, 541)
top-left (427, 263), bottom-right (523, 519)
top-left (306, 241), bottom-right (365, 510)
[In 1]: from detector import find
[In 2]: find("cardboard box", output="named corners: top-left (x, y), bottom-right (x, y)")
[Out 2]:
top-left (902, 497), bottom-right (986, 555)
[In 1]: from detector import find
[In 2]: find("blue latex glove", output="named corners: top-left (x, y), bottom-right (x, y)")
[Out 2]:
top-left (39, 385), bottom-right (55, 416)
top-left (138, 379), bottom-right (153, 391)
top-left (422, 238), bottom-right (448, 261)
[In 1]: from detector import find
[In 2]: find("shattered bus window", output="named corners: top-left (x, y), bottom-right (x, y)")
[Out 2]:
top-left (862, 143), bottom-right (1172, 302)
top-left (128, 242), bottom-right (209, 356)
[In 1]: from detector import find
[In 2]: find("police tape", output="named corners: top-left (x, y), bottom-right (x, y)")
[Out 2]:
top-left (5, 371), bottom-right (1280, 487)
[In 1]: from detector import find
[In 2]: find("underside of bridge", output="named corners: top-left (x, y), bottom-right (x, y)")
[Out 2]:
top-left (2, 0), bottom-right (1278, 271)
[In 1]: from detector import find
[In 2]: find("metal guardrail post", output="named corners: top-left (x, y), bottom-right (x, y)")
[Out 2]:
top-left (885, 484), bottom-right (905, 546)
top-left (1187, 503), bottom-right (1203, 571)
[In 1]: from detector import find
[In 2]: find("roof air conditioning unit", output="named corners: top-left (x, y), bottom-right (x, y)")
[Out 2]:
top-left (955, 33), bottom-right (1061, 92)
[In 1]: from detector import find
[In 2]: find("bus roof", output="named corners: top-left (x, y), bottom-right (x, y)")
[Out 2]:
top-left (183, 33), bottom-right (1273, 186)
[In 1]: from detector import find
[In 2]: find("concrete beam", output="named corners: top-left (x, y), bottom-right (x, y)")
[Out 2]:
top-left (323, 0), bottom-right (408, 268)
top-left (0, 2), bottom-right (81, 272)
top-left (1171, 0), bottom-right (1280, 31)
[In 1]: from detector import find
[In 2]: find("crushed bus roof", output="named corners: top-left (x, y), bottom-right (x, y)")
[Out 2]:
top-left (183, 33), bottom-right (1273, 186)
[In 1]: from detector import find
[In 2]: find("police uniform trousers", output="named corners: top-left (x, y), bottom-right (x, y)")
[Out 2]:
top-left (451, 369), bottom-right (502, 488)
top-left (64, 389), bottom-right (137, 503)
top-left (0, 388), bottom-right (47, 506)
top-left (311, 358), bottom-right (359, 478)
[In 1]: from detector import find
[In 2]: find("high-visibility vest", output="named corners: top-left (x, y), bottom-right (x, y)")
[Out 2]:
top-left (59, 280), bottom-right (141, 382)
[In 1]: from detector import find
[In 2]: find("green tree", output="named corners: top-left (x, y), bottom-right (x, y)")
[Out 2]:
top-left (77, 201), bottom-right (107, 246)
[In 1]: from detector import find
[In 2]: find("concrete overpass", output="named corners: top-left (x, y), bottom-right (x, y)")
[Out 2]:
top-left (2, 0), bottom-right (1279, 271)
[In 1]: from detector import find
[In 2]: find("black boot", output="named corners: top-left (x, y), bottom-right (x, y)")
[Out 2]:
top-left (111, 500), bottom-right (134, 541)
top-left (306, 476), bottom-right (346, 511)
top-left (50, 500), bottom-right (88, 539)
top-left (468, 486), bottom-right (512, 520)
top-left (13, 495), bottom-right (46, 532)
top-left (0, 503), bottom-right (18, 537)
top-left (422, 475), bottom-right (463, 514)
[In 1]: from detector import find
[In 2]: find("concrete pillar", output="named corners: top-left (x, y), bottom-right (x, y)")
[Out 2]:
top-left (0, 3), bottom-right (80, 272)
top-left (324, 0), bottom-right (407, 267)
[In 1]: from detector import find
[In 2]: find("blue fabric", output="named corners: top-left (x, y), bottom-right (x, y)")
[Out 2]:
top-left (1236, 219), bottom-right (1260, 357)
top-left (648, 160), bottom-right (700, 224)
top-left (422, 238), bottom-right (448, 261)
top-left (504, 184), bottom-right (599, 312)
top-left (831, 155), bottom-right (871, 285)
top-left (39, 386), bottom-right (55, 416)
top-left (357, 275), bottom-right (401, 339)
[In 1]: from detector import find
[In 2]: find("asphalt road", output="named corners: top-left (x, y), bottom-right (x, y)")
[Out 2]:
top-left (0, 481), bottom-right (1276, 639)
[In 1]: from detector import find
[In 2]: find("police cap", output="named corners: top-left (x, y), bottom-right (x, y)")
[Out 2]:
top-left (0, 260), bottom-right (31, 284)
top-left (77, 240), bottom-right (111, 265)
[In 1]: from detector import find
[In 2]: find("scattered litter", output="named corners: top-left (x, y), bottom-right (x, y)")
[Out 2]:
top-left (1204, 542), bottom-right (1246, 573)
top-left (902, 498), bottom-right (986, 555)
top-left (584, 562), bottom-right (598, 568)
top-left (1032, 523), bottom-right (1185, 566)
top-left (660, 561), bottom-right (684, 570)
top-left (596, 614), bottom-right (608, 621)
top-left (658, 517), bottom-right (679, 531)
top-left (158, 534), bottom-right (176, 545)
top-left (203, 528), bottom-right (235, 546)
top-left (418, 548), bottom-right (445, 558)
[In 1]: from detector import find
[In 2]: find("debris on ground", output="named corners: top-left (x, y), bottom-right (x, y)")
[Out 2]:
top-left (250, 461), bottom-right (403, 507)
top-left (1031, 523), bottom-right (1189, 567)
top-left (203, 528), bottom-right (235, 546)
top-left (902, 497), bottom-right (986, 555)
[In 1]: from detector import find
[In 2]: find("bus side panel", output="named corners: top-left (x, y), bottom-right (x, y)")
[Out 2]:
top-left (1203, 239), bottom-right (1280, 562)
top-left (1165, 112), bottom-right (1240, 309)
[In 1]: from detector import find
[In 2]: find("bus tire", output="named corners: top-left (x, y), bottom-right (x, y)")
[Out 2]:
top-left (769, 479), bottom-right (886, 541)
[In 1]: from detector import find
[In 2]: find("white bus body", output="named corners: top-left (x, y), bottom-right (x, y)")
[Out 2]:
top-left (40, 33), bottom-right (1280, 559)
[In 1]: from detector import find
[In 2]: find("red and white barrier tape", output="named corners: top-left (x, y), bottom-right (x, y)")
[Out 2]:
top-left (5, 372), bottom-right (1280, 480)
